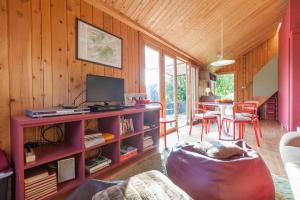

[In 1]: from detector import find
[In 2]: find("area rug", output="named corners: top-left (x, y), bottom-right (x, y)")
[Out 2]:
top-left (111, 151), bottom-right (294, 200)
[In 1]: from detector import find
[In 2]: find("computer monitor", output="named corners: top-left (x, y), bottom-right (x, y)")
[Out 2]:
top-left (86, 74), bottom-right (124, 104)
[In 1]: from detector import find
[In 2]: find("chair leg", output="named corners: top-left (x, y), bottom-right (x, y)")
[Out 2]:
top-left (220, 118), bottom-right (225, 139)
top-left (218, 119), bottom-right (221, 140)
top-left (201, 120), bottom-right (206, 141)
top-left (233, 122), bottom-right (236, 140)
top-left (238, 123), bottom-right (241, 139)
top-left (252, 123), bottom-right (260, 147)
top-left (257, 119), bottom-right (262, 138)
top-left (242, 124), bottom-right (245, 138)
top-left (226, 121), bottom-right (230, 133)
top-left (201, 119), bottom-right (204, 139)
top-left (189, 116), bottom-right (194, 136)
top-left (207, 120), bottom-right (211, 133)
top-left (176, 121), bottom-right (179, 142)
top-left (163, 123), bottom-right (167, 149)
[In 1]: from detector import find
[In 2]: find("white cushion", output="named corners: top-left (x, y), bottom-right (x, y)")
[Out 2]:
top-left (206, 111), bottom-right (221, 115)
top-left (222, 114), bottom-right (252, 122)
top-left (194, 113), bottom-right (218, 119)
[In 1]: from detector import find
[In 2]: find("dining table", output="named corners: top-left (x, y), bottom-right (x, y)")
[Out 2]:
top-left (201, 101), bottom-right (235, 139)
top-left (202, 101), bottom-right (234, 117)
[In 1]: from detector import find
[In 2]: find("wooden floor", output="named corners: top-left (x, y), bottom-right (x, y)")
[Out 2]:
top-left (161, 120), bottom-right (288, 178)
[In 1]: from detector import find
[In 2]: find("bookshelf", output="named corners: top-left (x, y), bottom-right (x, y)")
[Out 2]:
top-left (11, 106), bottom-right (160, 200)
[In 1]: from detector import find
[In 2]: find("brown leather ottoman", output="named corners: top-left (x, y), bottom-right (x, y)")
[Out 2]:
top-left (166, 141), bottom-right (275, 200)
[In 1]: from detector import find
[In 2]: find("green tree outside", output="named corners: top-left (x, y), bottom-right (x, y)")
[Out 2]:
top-left (215, 74), bottom-right (234, 99)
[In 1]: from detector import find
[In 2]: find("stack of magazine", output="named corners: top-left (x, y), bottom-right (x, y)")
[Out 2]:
top-left (24, 168), bottom-right (57, 200)
top-left (143, 135), bottom-right (154, 149)
top-left (120, 145), bottom-right (138, 161)
top-left (85, 156), bottom-right (112, 174)
top-left (84, 133), bottom-right (105, 148)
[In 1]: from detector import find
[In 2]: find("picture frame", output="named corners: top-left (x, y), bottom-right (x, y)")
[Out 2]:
top-left (76, 18), bottom-right (123, 69)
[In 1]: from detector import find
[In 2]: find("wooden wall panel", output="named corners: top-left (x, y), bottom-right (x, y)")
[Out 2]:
top-left (2, 0), bottom-right (171, 154)
top-left (67, 0), bottom-right (83, 105)
top-left (41, 0), bottom-right (53, 108)
top-left (8, 0), bottom-right (33, 115)
top-left (31, 0), bottom-right (43, 109)
top-left (0, 0), bottom-right (10, 152)
top-left (51, 0), bottom-right (68, 106)
top-left (216, 34), bottom-right (278, 102)
top-left (120, 22), bottom-right (129, 92)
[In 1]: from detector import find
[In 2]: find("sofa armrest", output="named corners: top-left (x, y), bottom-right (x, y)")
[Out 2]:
top-left (280, 132), bottom-right (300, 148)
top-left (280, 132), bottom-right (300, 164)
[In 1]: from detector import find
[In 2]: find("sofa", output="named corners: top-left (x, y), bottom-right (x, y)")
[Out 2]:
top-left (280, 132), bottom-right (300, 200)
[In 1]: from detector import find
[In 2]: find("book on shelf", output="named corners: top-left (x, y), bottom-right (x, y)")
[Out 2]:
top-left (84, 133), bottom-right (105, 148)
top-left (120, 117), bottom-right (135, 135)
top-left (120, 145), bottom-right (138, 161)
top-left (85, 156), bottom-right (112, 174)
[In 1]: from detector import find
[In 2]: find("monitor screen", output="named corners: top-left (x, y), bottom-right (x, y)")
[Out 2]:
top-left (86, 74), bottom-right (124, 103)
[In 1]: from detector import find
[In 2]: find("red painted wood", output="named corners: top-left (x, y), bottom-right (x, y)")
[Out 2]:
top-left (290, 31), bottom-right (300, 130)
top-left (278, 0), bottom-right (300, 131)
top-left (11, 107), bottom-right (160, 200)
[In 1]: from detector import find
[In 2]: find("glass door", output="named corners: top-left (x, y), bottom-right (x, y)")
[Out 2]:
top-left (145, 46), bottom-right (160, 102)
top-left (164, 55), bottom-right (176, 130)
top-left (177, 59), bottom-right (187, 127)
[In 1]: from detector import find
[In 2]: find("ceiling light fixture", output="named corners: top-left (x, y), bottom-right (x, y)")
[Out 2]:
top-left (210, 17), bottom-right (235, 67)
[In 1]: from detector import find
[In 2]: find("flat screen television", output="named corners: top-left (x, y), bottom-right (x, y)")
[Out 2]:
top-left (86, 74), bottom-right (124, 103)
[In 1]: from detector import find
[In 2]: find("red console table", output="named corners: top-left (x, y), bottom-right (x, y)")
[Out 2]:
top-left (11, 106), bottom-right (160, 200)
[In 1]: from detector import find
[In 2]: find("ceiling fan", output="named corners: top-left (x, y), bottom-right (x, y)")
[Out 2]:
top-left (210, 17), bottom-right (235, 67)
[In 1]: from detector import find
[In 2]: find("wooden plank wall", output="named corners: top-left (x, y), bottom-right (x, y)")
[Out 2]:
top-left (0, 0), bottom-right (147, 155)
top-left (215, 33), bottom-right (278, 102)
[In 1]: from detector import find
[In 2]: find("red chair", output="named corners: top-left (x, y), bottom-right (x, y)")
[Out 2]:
top-left (189, 102), bottom-right (220, 141)
top-left (244, 101), bottom-right (262, 138)
top-left (151, 102), bottom-right (179, 149)
top-left (221, 102), bottom-right (260, 147)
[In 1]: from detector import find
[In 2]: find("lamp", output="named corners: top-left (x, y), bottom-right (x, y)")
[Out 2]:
top-left (210, 17), bottom-right (235, 67)
top-left (205, 87), bottom-right (211, 96)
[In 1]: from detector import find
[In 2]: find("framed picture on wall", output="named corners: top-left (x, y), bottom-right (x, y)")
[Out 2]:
top-left (76, 18), bottom-right (122, 69)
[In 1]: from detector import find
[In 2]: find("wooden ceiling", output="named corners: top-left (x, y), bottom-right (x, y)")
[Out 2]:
top-left (92, 0), bottom-right (287, 65)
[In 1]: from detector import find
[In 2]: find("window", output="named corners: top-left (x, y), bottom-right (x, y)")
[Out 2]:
top-left (215, 74), bottom-right (234, 99)
top-left (145, 46), bottom-right (160, 102)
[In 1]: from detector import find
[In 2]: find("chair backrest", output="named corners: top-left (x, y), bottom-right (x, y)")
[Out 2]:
top-left (191, 102), bottom-right (219, 115)
top-left (232, 102), bottom-right (257, 120)
top-left (244, 101), bottom-right (259, 115)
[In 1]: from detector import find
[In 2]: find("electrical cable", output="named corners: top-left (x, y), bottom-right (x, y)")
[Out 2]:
top-left (72, 90), bottom-right (86, 106)
top-left (40, 124), bottom-right (64, 145)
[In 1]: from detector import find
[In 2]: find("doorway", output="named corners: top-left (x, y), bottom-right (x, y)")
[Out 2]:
top-left (215, 74), bottom-right (235, 99)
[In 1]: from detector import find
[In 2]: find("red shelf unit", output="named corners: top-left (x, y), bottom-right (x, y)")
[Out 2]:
top-left (11, 107), bottom-right (160, 200)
